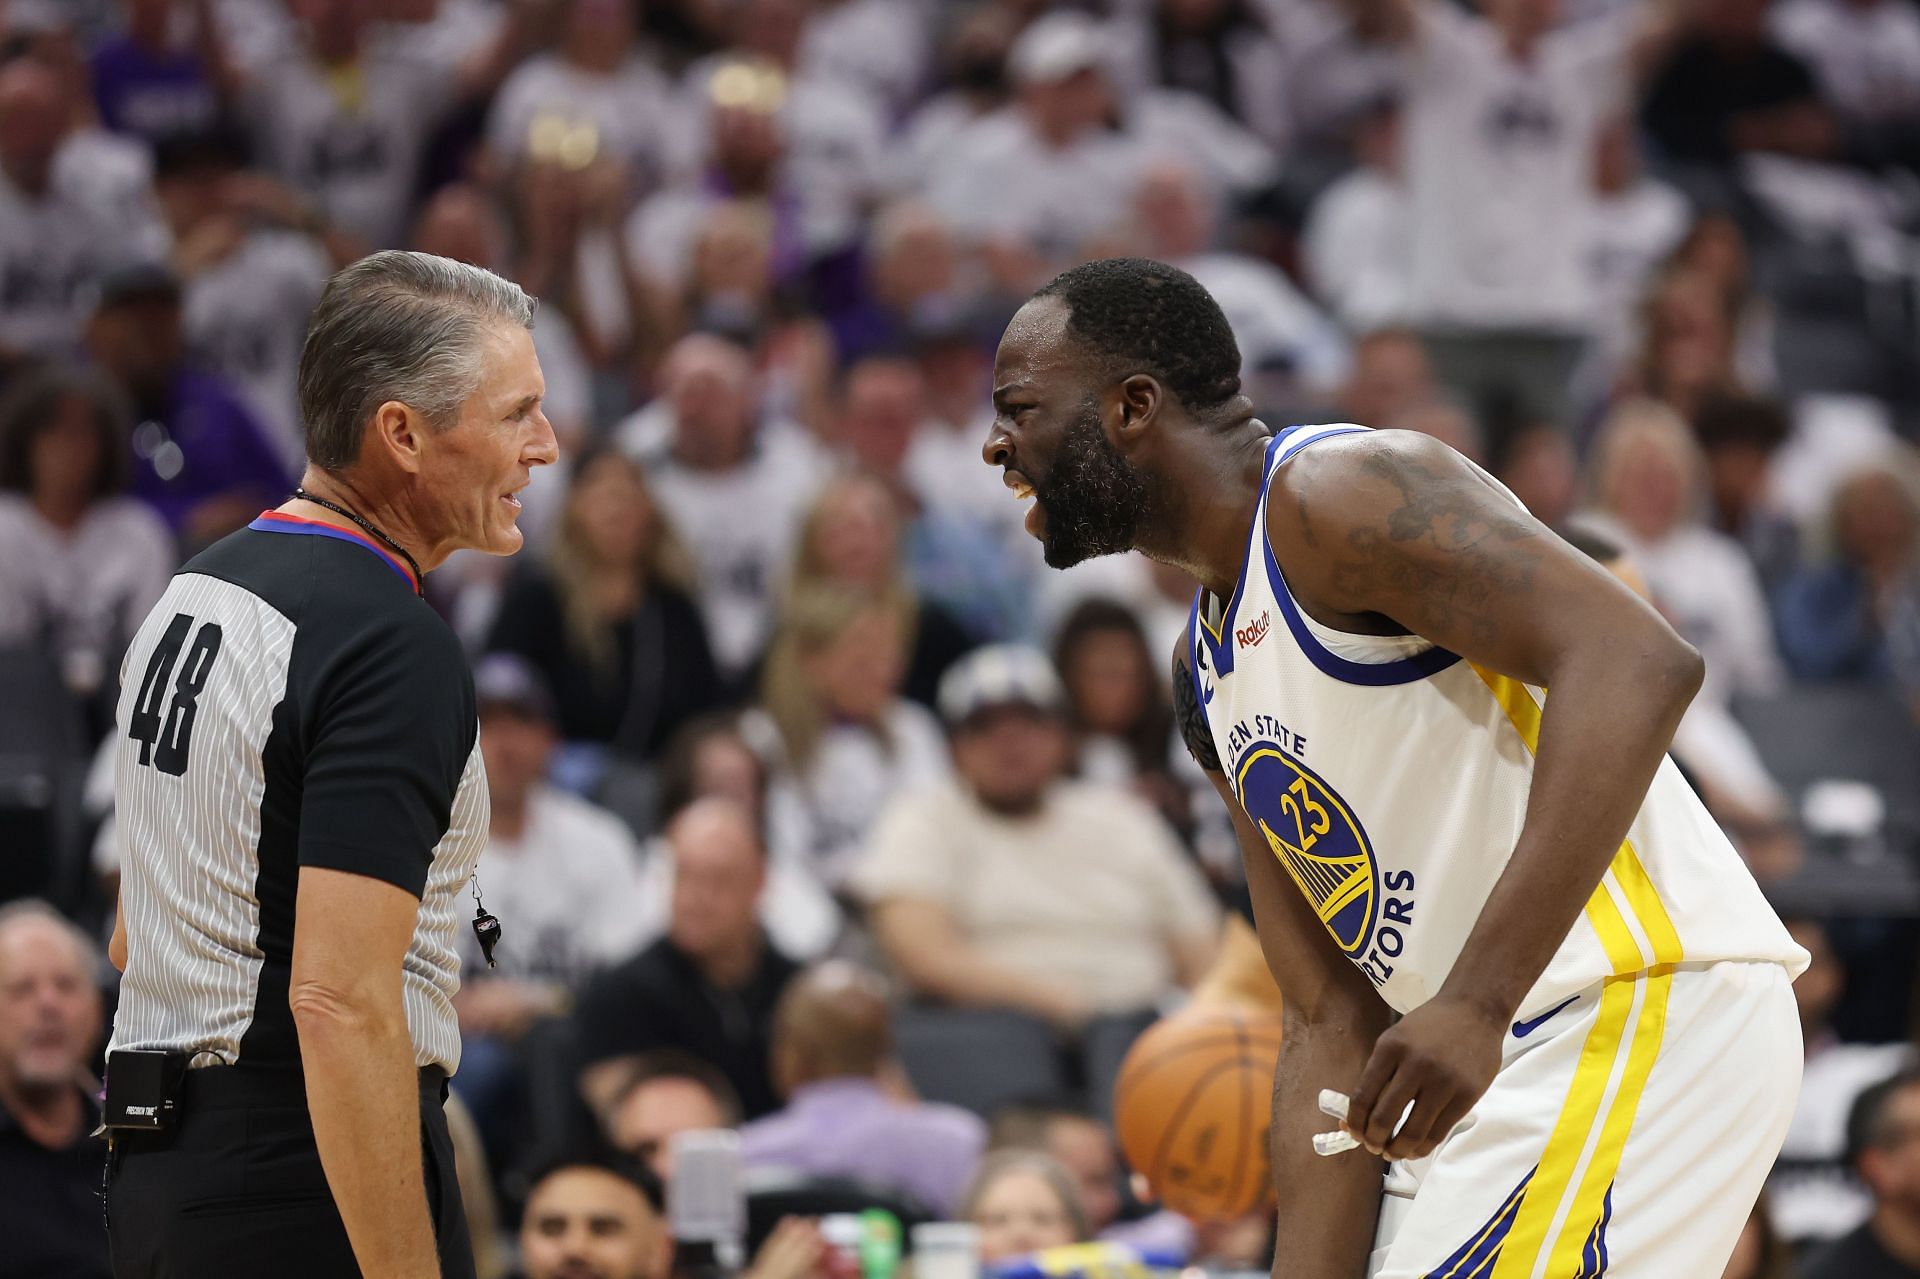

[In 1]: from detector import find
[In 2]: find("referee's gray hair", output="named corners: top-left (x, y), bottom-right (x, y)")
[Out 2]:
top-left (0, 898), bottom-right (101, 973)
top-left (298, 250), bottom-right (536, 472)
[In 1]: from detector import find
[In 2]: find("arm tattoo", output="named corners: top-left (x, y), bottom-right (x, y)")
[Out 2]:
top-left (1173, 646), bottom-right (1221, 773)
top-left (1329, 443), bottom-right (1543, 647)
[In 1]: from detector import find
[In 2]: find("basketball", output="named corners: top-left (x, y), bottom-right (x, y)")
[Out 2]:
top-left (1113, 1008), bottom-right (1285, 1222)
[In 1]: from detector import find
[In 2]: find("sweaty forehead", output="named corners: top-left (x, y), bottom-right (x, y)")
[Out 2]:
top-left (994, 297), bottom-right (1085, 395)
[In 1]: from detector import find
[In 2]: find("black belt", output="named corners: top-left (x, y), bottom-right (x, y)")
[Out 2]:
top-left (110, 1064), bottom-right (448, 1152)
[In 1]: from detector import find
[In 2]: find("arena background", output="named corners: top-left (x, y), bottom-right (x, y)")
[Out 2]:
top-left (2, 0), bottom-right (1918, 1276)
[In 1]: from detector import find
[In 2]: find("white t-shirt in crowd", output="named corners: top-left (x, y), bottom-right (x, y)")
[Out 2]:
top-left (1301, 166), bottom-right (1412, 332)
top-left (799, 0), bottom-right (934, 117)
top-left (486, 53), bottom-right (680, 184)
top-left (1584, 176), bottom-right (1691, 370)
top-left (853, 778), bottom-right (1219, 1012)
top-left (887, 92), bottom-right (989, 194)
top-left (0, 496), bottom-right (176, 698)
top-left (1179, 251), bottom-right (1351, 394)
top-left (1403, 1), bottom-right (1632, 331)
top-left (456, 783), bottom-right (653, 990)
top-left (926, 110), bottom-right (1148, 261)
top-left (1259, 0), bottom-right (1408, 146)
top-left (615, 410), bottom-right (828, 674)
top-left (0, 166), bottom-right (141, 357)
top-left (182, 229), bottom-right (332, 469)
top-left (1773, 0), bottom-right (1920, 123)
top-left (762, 701), bottom-right (951, 888)
top-left (1572, 511), bottom-right (1786, 706)
top-left (1769, 1039), bottom-right (1912, 1243)
top-left (243, 41), bottom-right (462, 248)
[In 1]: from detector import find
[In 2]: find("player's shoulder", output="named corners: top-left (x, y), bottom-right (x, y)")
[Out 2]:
top-left (1266, 424), bottom-right (1476, 522)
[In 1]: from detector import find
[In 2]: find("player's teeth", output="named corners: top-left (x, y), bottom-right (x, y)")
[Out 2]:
top-left (1013, 483), bottom-right (1034, 500)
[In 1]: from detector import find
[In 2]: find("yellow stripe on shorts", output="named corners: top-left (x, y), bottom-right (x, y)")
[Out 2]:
top-left (1470, 666), bottom-right (1687, 1278)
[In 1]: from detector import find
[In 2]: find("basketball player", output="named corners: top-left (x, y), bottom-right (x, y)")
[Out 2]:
top-left (985, 258), bottom-right (1806, 1278)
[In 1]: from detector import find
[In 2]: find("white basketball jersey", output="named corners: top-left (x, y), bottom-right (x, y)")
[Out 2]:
top-left (1189, 425), bottom-right (1807, 1018)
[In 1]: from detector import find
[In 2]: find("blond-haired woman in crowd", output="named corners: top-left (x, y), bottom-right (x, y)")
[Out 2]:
top-left (750, 583), bottom-right (947, 885)
top-left (487, 448), bottom-right (723, 774)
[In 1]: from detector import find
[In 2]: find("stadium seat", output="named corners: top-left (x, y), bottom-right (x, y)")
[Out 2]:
top-left (893, 1006), bottom-right (1064, 1118)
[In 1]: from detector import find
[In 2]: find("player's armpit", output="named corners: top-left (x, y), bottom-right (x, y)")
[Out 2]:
top-left (1268, 429), bottom-right (1698, 692)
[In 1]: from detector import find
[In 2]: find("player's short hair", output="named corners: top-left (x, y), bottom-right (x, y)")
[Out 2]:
top-left (1846, 1067), bottom-right (1920, 1170)
top-left (298, 250), bottom-right (535, 471)
top-left (1032, 258), bottom-right (1242, 416)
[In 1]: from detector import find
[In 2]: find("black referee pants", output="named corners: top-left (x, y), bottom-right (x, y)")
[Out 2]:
top-left (105, 1065), bottom-right (474, 1279)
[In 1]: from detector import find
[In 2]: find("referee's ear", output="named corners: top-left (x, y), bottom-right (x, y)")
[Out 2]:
top-left (369, 400), bottom-right (428, 475)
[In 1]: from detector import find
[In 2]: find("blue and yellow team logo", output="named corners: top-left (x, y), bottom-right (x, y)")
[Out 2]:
top-left (1235, 745), bottom-right (1378, 955)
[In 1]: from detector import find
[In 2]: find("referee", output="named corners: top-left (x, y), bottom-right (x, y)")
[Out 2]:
top-left (103, 250), bottom-right (556, 1278)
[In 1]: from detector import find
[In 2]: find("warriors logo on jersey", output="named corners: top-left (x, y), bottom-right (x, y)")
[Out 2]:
top-left (1235, 744), bottom-right (1376, 954)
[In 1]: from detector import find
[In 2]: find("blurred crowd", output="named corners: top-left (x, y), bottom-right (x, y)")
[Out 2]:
top-left (5, 0), bottom-right (1920, 1276)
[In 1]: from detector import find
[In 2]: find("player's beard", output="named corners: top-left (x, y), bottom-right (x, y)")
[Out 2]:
top-left (1034, 398), bottom-right (1153, 569)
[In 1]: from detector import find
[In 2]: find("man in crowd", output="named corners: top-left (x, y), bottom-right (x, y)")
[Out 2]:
top-left (0, 901), bottom-right (110, 1279)
top-left (741, 961), bottom-right (985, 1215)
top-left (854, 645), bottom-right (1218, 1114)
top-left (519, 1153), bottom-right (672, 1279)
top-left (1805, 1069), bottom-right (1920, 1278)
top-left (598, 1051), bottom-right (742, 1182)
top-left (454, 654), bottom-right (651, 1148)
top-left (575, 799), bottom-right (800, 1120)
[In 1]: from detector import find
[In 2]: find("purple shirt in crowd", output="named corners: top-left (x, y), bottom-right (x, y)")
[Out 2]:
top-left (127, 369), bottom-right (290, 535)
top-left (738, 1077), bottom-right (986, 1217)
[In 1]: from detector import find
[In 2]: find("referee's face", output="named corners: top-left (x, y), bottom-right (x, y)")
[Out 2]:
top-left (420, 321), bottom-right (558, 560)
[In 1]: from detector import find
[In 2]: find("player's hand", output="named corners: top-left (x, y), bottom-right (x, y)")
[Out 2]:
top-left (1345, 994), bottom-right (1503, 1160)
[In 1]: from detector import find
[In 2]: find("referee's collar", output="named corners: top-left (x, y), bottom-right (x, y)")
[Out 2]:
top-left (250, 510), bottom-right (421, 592)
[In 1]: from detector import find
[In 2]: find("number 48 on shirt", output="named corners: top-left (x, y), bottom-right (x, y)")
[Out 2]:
top-left (128, 612), bottom-right (224, 776)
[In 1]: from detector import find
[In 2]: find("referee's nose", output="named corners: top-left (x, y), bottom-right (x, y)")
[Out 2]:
top-left (528, 403), bottom-right (560, 467)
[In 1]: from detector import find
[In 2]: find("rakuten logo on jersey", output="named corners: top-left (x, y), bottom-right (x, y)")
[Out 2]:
top-left (1235, 611), bottom-right (1271, 650)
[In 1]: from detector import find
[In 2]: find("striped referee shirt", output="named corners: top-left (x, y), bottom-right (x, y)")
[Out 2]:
top-left (107, 511), bottom-right (487, 1074)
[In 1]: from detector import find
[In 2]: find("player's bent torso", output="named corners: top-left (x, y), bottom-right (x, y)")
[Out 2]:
top-left (1189, 425), bottom-right (1807, 1020)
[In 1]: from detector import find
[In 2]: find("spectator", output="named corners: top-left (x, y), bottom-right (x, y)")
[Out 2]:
top-left (1631, 265), bottom-right (1745, 422)
top-left (1578, 398), bottom-right (1785, 707)
top-left (837, 200), bottom-right (979, 362)
top-left (1398, 398), bottom-right (1486, 464)
top-left (1772, 0), bottom-right (1920, 166)
top-left (519, 1154), bottom-right (673, 1279)
top-left (82, 261), bottom-right (288, 546)
top-left (452, 656), bottom-right (653, 1140)
top-left (963, 1150), bottom-right (1091, 1266)
top-left (1693, 390), bottom-right (1800, 590)
top-left (832, 355), bottom-right (1023, 645)
top-left (788, 473), bottom-right (978, 709)
top-left (150, 127), bottom-right (332, 468)
top-left (1337, 328), bottom-right (1440, 430)
top-left (1775, 455), bottom-right (1920, 688)
top-left (754, 584), bottom-right (949, 884)
top-left (598, 1050), bottom-right (744, 1181)
top-left (888, 3), bottom-right (1019, 193)
top-left (485, 0), bottom-right (679, 183)
top-left (741, 961), bottom-right (986, 1216)
top-left (615, 333), bottom-right (826, 676)
top-left (988, 1101), bottom-right (1126, 1239)
top-left (486, 450), bottom-right (723, 780)
top-left (1493, 422), bottom-right (1581, 529)
top-left (0, 366), bottom-right (174, 726)
top-left (1346, 0), bottom-right (1681, 427)
top-left (0, 901), bottom-right (110, 1279)
top-left (1050, 599), bottom-right (1184, 826)
top-left (1122, 0), bottom-right (1289, 142)
top-left (1770, 918), bottom-right (1913, 1246)
top-left (0, 58), bottom-right (133, 359)
top-left (1132, 159), bottom-right (1350, 410)
top-left (1642, 0), bottom-right (1838, 169)
top-left (1583, 118), bottom-right (1691, 393)
top-left (853, 646), bottom-right (1218, 1109)
top-left (675, 199), bottom-right (781, 347)
top-left (926, 14), bottom-right (1149, 291)
top-left (237, 0), bottom-right (529, 249)
top-left (1802, 1069), bottom-right (1920, 1278)
top-left (89, 0), bottom-right (231, 143)
top-left (1300, 95), bottom-right (1411, 333)
top-left (575, 800), bottom-right (801, 1121)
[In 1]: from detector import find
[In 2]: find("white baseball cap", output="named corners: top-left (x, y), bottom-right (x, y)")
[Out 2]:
top-left (938, 645), bottom-right (1068, 727)
top-left (1007, 13), bottom-right (1114, 86)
